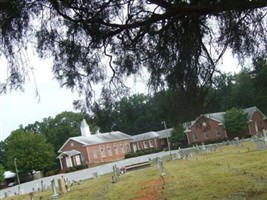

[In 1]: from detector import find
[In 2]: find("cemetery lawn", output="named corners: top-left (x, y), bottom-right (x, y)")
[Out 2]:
top-left (2, 141), bottom-right (267, 200)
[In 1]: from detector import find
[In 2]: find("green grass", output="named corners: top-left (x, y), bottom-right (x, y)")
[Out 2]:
top-left (2, 141), bottom-right (267, 200)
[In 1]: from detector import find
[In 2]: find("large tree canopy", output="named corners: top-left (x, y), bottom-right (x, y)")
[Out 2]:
top-left (1, 0), bottom-right (267, 110)
top-left (223, 107), bottom-right (248, 139)
top-left (6, 128), bottom-right (56, 175)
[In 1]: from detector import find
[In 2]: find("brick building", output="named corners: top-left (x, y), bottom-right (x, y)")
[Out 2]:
top-left (186, 106), bottom-right (267, 144)
top-left (131, 131), bottom-right (159, 152)
top-left (58, 119), bottom-right (132, 170)
top-left (130, 128), bottom-right (172, 152)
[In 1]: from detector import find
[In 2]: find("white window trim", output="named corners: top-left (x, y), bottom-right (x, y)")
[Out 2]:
top-left (93, 151), bottom-right (98, 159)
top-left (120, 143), bottom-right (125, 153)
top-left (143, 141), bottom-right (148, 149)
top-left (100, 145), bottom-right (105, 157)
top-left (114, 144), bottom-right (119, 154)
top-left (204, 131), bottom-right (209, 139)
top-left (108, 145), bottom-right (113, 156)
top-left (193, 133), bottom-right (198, 141)
top-left (149, 140), bottom-right (153, 148)
top-left (216, 128), bottom-right (221, 137)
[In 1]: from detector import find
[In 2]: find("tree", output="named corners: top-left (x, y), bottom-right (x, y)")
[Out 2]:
top-left (223, 108), bottom-right (248, 139)
top-left (47, 111), bottom-right (92, 152)
top-left (170, 123), bottom-right (187, 147)
top-left (6, 128), bottom-right (56, 176)
top-left (251, 56), bottom-right (267, 114)
top-left (0, 164), bottom-right (4, 183)
top-left (0, 141), bottom-right (8, 169)
top-left (1, 0), bottom-right (267, 111)
top-left (24, 111), bottom-right (96, 153)
top-left (92, 94), bottom-right (164, 135)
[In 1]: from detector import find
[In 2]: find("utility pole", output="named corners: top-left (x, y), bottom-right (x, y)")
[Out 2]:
top-left (162, 121), bottom-right (171, 158)
top-left (14, 158), bottom-right (20, 185)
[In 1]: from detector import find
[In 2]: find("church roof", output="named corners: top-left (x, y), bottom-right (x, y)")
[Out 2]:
top-left (157, 128), bottom-right (172, 139)
top-left (57, 149), bottom-right (81, 158)
top-left (58, 131), bottom-right (132, 152)
top-left (132, 131), bottom-right (159, 142)
top-left (188, 106), bottom-right (265, 130)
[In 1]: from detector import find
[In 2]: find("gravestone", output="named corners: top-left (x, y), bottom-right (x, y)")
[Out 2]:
top-left (40, 180), bottom-right (44, 192)
top-left (112, 165), bottom-right (120, 183)
top-left (263, 129), bottom-right (267, 142)
top-left (195, 145), bottom-right (200, 153)
top-left (51, 179), bottom-right (58, 199)
top-left (201, 143), bottom-right (206, 151)
top-left (58, 177), bottom-right (67, 194)
top-left (176, 151), bottom-right (181, 159)
top-left (29, 192), bottom-right (34, 200)
top-left (156, 157), bottom-right (164, 172)
top-left (234, 137), bottom-right (240, 147)
top-left (93, 172), bottom-right (99, 178)
top-left (255, 139), bottom-right (266, 150)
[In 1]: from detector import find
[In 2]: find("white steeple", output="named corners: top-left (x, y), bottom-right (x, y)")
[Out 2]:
top-left (80, 119), bottom-right (91, 137)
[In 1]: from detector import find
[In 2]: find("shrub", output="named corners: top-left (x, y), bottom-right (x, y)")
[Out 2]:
top-left (65, 167), bottom-right (77, 173)
top-left (125, 152), bottom-right (136, 158)
top-left (125, 148), bottom-right (161, 158)
top-left (45, 169), bottom-right (60, 177)
top-left (76, 164), bottom-right (87, 170)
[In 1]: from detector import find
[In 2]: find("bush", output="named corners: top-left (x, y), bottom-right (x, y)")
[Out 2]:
top-left (76, 164), bottom-right (87, 170)
top-left (125, 148), bottom-right (161, 158)
top-left (125, 152), bottom-right (136, 158)
top-left (45, 169), bottom-right (60, 177)
top-left (65, 167), bottom-right (77, 173)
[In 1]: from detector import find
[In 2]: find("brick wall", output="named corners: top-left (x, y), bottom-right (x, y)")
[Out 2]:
top-left (86, 140), bottom-right (131, 164)
top-left (187, 117), bottom-right (227, 144)
top-left (131, 138), bottom-right (159, 152)
top-left (59, 139), bottom-right (131, 170)
top-left (187, 110), bottom-right (267, 144)
top-left (248, 111), bottom-right (267, 135)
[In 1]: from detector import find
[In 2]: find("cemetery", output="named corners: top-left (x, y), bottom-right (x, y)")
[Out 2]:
top-left (1, 139), bottom-right (266, 200)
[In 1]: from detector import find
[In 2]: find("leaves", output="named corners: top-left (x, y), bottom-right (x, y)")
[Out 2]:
top-left (0, 164), bottom-right (4, 183)
top-left (223, 108), bottom-right (248, 136)
top-left (1, 0), bottom-right (267, 109)
top-left (6, 129), bottom-right (56, 174)
top-left (170, 124), bottom-right (187, 143)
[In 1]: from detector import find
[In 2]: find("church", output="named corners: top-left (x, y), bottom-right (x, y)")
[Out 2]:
top-left (57, 119), bottom-right (132, 170)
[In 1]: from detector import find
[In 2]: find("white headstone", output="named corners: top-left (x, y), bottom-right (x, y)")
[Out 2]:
top-left (80, 119), bottom-right (91, 137)
top-left (263, 129), bottom-right (267, 142)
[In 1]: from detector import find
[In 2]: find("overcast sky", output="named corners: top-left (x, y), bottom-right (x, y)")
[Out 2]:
top-left (0, 50), bottom-right (240, 141)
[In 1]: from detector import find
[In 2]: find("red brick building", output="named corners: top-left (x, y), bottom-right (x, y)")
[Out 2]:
top-left (130, 129), bottom-right (172, 152)
top-left (186, 106), bottom-right (267, 144)
top-left (131, 131), bottom-right (159, 152)
top-left (58, 120), bottom-right (132, 170)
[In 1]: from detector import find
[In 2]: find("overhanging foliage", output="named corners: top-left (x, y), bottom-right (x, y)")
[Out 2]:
top-left (0, 0), bottom-right (266, 111)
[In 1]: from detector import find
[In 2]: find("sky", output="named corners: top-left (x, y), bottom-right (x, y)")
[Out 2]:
top-left (0, 51), bottom-right (240, 141)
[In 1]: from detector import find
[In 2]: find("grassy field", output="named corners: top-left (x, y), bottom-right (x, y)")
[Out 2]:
top-left (2, 141), bottom-right (267, 200)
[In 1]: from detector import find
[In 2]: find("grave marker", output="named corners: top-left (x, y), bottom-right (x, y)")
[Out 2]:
top-left (176, 151), bottom-right (181, 159)
top-left (58, 177), bottom-right (67, 194)
top-left (263, 129), bottom-right (267, 142)
top-left (156, 157), bottom-right (164, 173)
top-left (29, 192), bottom-right (34, 200)
top-left (40, 180), bottom-right (44, 192)
top-left (51, 179), bottom-right (58, 199)
top-left (256, 139), bottom-right (265, 150)
top-left (112, 165), bottom-right (120, 183)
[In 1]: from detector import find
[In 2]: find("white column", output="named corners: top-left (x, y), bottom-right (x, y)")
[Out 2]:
top-left (59, 158), bottom-right (63, 169)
